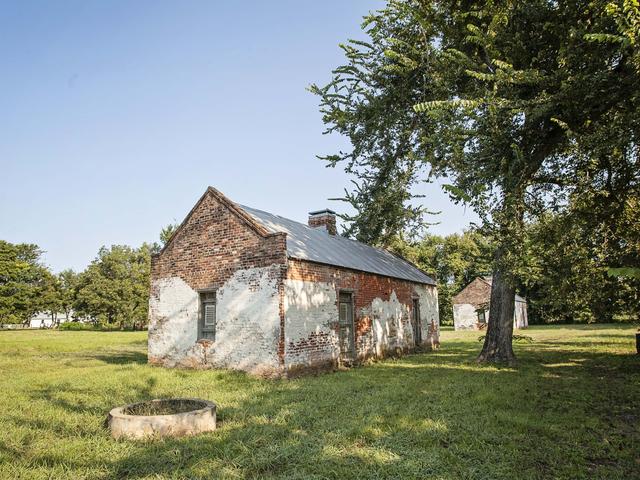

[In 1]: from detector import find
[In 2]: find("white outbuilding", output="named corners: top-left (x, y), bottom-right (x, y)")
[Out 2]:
top-left (452, 276), bottom-right (528, 331)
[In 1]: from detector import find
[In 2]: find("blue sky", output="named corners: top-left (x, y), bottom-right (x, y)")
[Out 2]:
top-left (0, 1), bottom-right (478, 273)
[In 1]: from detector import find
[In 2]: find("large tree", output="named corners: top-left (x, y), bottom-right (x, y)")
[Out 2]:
top-left (74, 244), bottom-right (152, 329)
top-left (40, 271), bottom-right (63, 327)
top-left (522, 191), bottom-right (640, 324)
top-left (0, 240), bottom-right (50, 325)
top-left (58, 269), bottom-right (80, 322)
top-left (313, 0), bottom-right (639, 363)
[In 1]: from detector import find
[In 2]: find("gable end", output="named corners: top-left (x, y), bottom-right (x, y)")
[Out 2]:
top-left (155, 187), bottom-right (278, 259)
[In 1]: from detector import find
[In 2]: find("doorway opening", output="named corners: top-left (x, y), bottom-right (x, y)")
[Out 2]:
top-left (338, 292), bottom-right (355, 364)
top-left (412, 299), bottom-right (422, 346)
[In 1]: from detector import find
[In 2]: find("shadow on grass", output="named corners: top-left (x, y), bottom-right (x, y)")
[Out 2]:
top-left (104, 346), bottom-right (639, 478)
top-left (11, 338), bottom-right (640, 479)
top-left (528, 324), bottom-right (635, 331)
top-left (28, 376), bottom-right (159, 419)
top-left (89, 350), bottom-right (148, 365)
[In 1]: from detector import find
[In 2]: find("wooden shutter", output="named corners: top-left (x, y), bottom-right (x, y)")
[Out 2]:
top-left (199, 291), bottom-right (216, 340)
top-left (204, 303), bottom-right (216, 327)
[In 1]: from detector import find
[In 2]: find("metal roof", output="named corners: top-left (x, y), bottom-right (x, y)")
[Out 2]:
top-left (239, 205), bottom-right (436, 285)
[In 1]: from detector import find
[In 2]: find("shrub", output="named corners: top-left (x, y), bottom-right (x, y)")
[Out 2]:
top-left (59, 322), bottom-right (100, 331)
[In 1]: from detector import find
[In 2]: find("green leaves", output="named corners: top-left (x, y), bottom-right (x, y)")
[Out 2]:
top-left (413, 98), bottom-right (482, 113)
top-left (383, 49), bottom-right (418, 70)
top-left (0, 241), bottom-right (50, 324)
top-left (584, 33), bottom-right (627, 44)
top-left (74, 244), bottom-right (152, 328)
top-left (159, 222), bottom-right (179, 247)
top-left (441, 184), bottom-right (472, 203)
top-left (607, 267), bottom-right (640, 279)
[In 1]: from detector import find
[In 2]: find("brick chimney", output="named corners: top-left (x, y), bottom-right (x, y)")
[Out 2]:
top-left (308, 209), bottom-right (337, 235)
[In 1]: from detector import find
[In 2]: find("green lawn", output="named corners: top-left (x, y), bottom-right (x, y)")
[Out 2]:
top-left (0, 325), bottom-right (638, 479)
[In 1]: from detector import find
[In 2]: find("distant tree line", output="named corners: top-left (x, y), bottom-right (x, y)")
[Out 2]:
top-left (394, 194), bottom-right (639, 325)
top-left (0, 221), bottom-right (182, 329)
top-left (0, 240), bottom-right (156, 329)
top-left (2, 203), bottom-right (637, 329)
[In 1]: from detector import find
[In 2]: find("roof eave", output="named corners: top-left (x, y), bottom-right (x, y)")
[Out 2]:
top-left (287, 255), bottom-right (436, 286)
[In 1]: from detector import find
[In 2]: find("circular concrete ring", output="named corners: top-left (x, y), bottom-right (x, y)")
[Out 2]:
top-left (108, 398), bottom-right (216, 440)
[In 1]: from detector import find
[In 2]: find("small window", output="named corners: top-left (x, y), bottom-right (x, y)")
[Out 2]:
top-left (477, 309), bottom-right (486, 324)
top-left (199, 291), bottom-right (216, 340)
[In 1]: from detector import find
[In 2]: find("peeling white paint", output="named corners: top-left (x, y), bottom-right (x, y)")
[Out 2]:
top-left (283, 278), bottom-right (339, 369)
top-left (150, 269), bottom-right (440, 376)
top-left (283, 281), bottom-right (441, 371)
top-left (148, 276), bottom-right (199, 362)
top-left (208, 265), bottom-right (281, 374)
top-left (453, 303), bottom-right (479, 330)
top-left (370, 291), bottom-right (411, 356)
top-left (416, 284), bottom-right (440, 347)
top-left (453, 299), bottom-right (528, 330)
top-left (148, 265), bottom-right (282, 376)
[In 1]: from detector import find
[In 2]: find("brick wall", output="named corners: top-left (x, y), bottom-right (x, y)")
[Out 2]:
top-left (452, 277), bottom-right (491, 307)
top-left (149, 188), bottom-right (440, 377)
top-left (284, 259), bottom-right (439, 374)
top-left (151, 190), bottom-right (287, 290)
top-left (148, 189), bottom-right (287, 376)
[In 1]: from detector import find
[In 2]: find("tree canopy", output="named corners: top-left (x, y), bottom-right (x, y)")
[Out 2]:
top-left (74, 244), bottom-right (152, 329)
top-left (392, 229), bottom-right (494, 325)
top-left (0, 241), bottom-right (50, 325)
top-left (313, 0), bottom-right (640, 362)
top-left (0, 222), bottom-right (169, 329)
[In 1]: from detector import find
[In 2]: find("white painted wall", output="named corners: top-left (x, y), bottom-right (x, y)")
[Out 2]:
top-left (514, 301), bottom-right (528, 329)
top-left (148, 265), bottom-right (282, 376)
top-left (453, 303), bottom-right (479, 330)
top-left (148, 276), bottom-right (199, 361)
top-left (368, 291), bottom-right (411, 356)
top-left (150, 270), bottom-right (441, 375)
top-left (283, 278), bottom-right (339, 370)
top-left (416, 284), bottom-right (440, 347)
top-left (453, 299), bottom-right (528, 330)
top-left (283, 279), bottom-right (440, 371)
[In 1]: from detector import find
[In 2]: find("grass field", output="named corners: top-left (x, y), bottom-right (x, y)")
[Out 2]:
top-left (0, 325), bottom-right (638, 479)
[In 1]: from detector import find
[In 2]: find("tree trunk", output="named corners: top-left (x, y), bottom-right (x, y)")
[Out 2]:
top-left (477, 248), bottom-right (517, 364)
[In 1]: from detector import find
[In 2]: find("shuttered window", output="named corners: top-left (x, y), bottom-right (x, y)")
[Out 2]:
top-left (199, 291), bottom-right (216, 340)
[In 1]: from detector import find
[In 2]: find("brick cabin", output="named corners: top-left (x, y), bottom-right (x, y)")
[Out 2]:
top-left (148, 187), bottom-right (440, 377)
top-left (452, 276), bottom-right (528, 331)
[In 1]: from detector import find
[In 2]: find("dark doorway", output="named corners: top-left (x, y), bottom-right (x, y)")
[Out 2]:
top-left (412, 299), bottom-right (422, 346)
top-left (338, 292), bottom-right (355, 364)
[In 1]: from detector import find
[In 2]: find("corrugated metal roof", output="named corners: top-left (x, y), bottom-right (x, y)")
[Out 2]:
top-left (239, 205), bottom-right (436, 285)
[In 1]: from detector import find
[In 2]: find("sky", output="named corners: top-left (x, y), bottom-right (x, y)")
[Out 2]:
top-left (0, 1), bottom-right (478, 273)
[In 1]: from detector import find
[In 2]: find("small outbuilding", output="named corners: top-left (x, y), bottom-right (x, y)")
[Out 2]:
top-left (148, 187), bottom-right (440, 377)
top-left (452, 276), bottom-right (528, 331)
